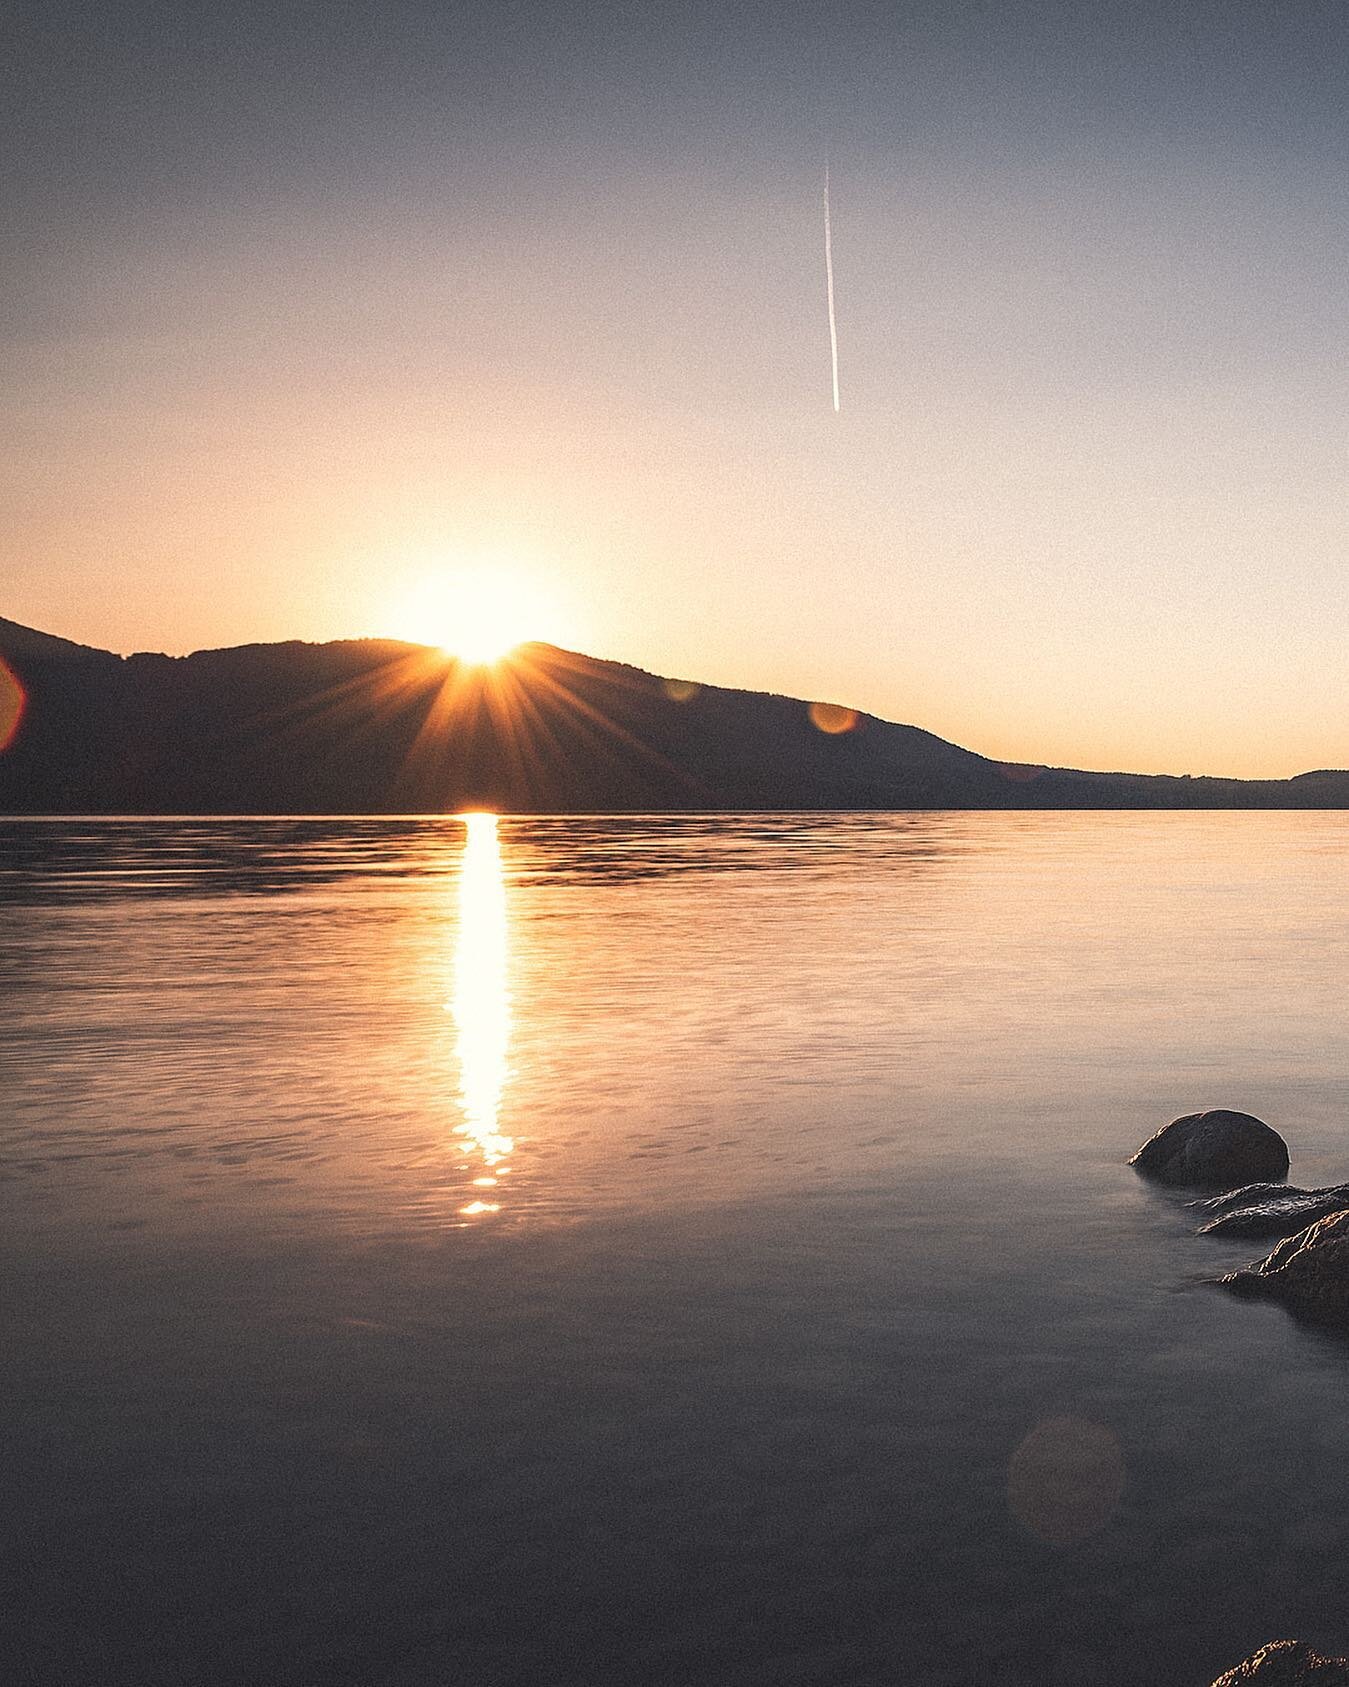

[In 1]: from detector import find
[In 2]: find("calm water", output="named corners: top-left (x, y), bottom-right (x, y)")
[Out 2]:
top-left (5, 813), bottom-right (1349, 1686)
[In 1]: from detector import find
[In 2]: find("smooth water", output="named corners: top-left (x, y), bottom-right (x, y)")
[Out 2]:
top-left (4, 813), bottom-right (1349, 1686)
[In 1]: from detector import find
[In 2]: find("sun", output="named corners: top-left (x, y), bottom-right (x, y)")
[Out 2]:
top-left (392, 569), bottom-right (534, 666)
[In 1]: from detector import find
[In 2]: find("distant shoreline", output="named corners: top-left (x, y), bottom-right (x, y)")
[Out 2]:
top-left (4, 616), bottom-right (1348, 813)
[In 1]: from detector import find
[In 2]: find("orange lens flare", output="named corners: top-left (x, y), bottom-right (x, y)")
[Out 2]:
top-left (663, 678), bottom-right (700, 703)
top-left (808, 701), bottom-right (858, 735)
top-left (0, 660), bottom-right (26, 752)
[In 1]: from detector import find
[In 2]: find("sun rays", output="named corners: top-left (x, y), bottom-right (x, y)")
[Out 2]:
top-left (228, 638), bottom-right (704, 813)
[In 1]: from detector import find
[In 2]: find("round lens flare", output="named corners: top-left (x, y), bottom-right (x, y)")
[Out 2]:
top-left (0, 659), bottom-right (26, 753)
top-left (809, 701), bottom-right (859, 735)
top-left (1008, 1416), bottom-right (1125, 1546)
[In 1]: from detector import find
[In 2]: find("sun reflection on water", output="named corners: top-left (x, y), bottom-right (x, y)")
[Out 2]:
top-left (451, 812), bottom-right (513, 1214)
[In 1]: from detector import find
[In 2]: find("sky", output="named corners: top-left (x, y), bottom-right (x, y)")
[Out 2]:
top-left (4, 0), bottom-right (1349, 777)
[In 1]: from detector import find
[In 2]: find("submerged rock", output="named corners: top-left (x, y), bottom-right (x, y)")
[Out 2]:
top-left (1130, 1110), bottom-right (1289, 1189)
top-left (1210, 1638), bottom-right (1349, 1683)
top-left (1196, 1183), bottom-right (1349, 1239)
top-left (1222, 1211), bottom-right (1349, 1319)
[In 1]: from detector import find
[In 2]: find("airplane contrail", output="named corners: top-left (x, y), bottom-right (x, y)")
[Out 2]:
top-left (824, 161), bottom-right (840, 413)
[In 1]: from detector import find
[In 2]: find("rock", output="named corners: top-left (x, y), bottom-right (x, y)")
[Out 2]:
top-left (1209, 1638), bottom-right (1349, 1683)
top-left (1222, 1210), bottom-right (1349, 1318)
top-left (1196, 1181), bottom-right (1299, 1215)
top-left (1130, 1110), bottom-right (1289, 1189)
top-left (1195, 1183), bottom-right (1349, 1239)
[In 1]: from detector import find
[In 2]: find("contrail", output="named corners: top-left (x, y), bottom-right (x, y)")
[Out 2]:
top-left (824, 161), bottom-right (840, 413)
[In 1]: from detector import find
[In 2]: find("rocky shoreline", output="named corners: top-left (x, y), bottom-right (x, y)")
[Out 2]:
top-left (1209, 1639), bottom-right (1349, 1682)
top-left (1132, 1108), bottom-right (1349, 1321)
top-left (1131, 1112), bottom-right (1349, 1680)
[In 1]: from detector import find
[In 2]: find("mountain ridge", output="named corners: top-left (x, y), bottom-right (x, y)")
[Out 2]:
top-left (2, 617), bottom-right (1346, 812)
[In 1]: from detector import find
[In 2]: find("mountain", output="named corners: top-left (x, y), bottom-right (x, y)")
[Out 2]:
top-left (1, 617), bottom-right (1347, 812)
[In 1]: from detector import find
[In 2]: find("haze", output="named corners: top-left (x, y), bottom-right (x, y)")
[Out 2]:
top-left (5, 0), bottom-right (1349, 777)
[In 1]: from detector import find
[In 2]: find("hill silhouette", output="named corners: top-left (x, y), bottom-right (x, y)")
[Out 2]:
top-left (1, 617), bottom-right (1346, 812)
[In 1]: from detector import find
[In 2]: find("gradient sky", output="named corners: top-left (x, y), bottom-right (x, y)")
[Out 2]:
top-left (5, 0), bottom-right (1349, 776)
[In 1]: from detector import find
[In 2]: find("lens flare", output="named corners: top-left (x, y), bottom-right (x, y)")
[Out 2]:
top-left (1008, 1416), bottom-right (1125, 1546)
top-left (809, 701), bottom-right (858, 735)
top-left (0, 659), bottom-right (26, 752)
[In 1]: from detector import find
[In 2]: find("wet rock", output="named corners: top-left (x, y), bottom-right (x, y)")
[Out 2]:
top-left (1197, 1181), bottom-right (1299, 1215)
top-left (1209, 1638), bottom-right (1349, 1683)
top-left (1130, 1110), bottom-right (1289, 1189)
top-left (1222, 1211), bottom-right (1349, 1319)
top-left (1195, 1183), bottom-right (1349, 1239)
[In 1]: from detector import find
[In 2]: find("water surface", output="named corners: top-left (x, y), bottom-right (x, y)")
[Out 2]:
top-left (5, 813), bottom-right (1349, 1685)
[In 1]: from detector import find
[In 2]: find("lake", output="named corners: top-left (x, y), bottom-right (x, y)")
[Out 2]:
top-left (4, 812), bottom-right (1349, 1686)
